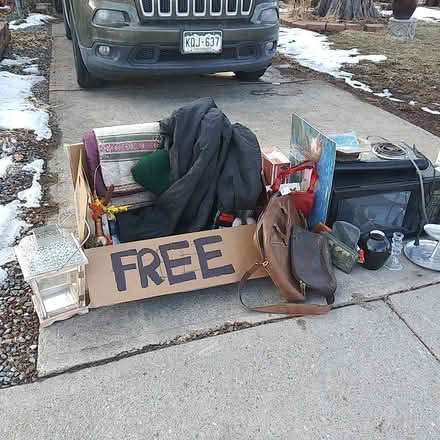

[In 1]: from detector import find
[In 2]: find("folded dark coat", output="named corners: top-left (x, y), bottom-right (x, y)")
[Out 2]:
top-left (117, 98), bottom-right (263, 242)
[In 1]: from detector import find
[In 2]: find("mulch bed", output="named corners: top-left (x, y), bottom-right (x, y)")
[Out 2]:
top-left (0, 26), bottom-right (59, 389)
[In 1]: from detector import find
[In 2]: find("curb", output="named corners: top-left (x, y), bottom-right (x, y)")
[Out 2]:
top-left (0, 22), bottom-right (9, 59)
top-left (280, 18), bottom-right (386, 33)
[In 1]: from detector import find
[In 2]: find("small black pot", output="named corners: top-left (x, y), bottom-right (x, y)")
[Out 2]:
top-left (359, 230), bottom-right (391, 270)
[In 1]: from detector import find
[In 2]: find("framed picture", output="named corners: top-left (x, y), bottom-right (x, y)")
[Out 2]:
top-left (290, 114), bottom-right (336, 227)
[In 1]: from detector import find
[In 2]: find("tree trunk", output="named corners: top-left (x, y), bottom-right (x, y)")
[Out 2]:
top-left (316, 0), bottom-right (379, 19)
top-left (15, 0), bottom-right (25, 18)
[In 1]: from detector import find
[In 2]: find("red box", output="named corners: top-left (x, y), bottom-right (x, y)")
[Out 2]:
top-left (262, 147), bottom-right (290, 186)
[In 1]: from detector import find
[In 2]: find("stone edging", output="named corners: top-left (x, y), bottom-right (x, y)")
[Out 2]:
top-left (280, 17), bottom-right (385, 33)
top-left (0, 22), bottom-right (9, 58)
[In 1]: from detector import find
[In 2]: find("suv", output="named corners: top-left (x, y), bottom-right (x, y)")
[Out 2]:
top-left (62, 0), bottom-right (280, 88)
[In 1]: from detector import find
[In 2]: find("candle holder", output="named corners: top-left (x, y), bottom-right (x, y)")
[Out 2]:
top-left (15, 224), bottom-right (89, 327)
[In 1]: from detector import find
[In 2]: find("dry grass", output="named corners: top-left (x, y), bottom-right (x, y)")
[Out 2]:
top-left (288, 0), bottom-right (315, 20)
top-left (276, 23), bottom-right (440, 137)
top-left (327, 23), bottom-right (440, 136)
top-left (329, 24), bottom-right (440, 106)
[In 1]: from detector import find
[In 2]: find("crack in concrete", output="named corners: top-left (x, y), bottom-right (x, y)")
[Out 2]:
top-left (35, 280), bottom-right (440, 382)
top-left (384, 297), bottom-right (440, 365)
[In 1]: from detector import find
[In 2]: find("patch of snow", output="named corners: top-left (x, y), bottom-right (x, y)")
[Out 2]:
top-left (342, 78), bottom-right (373, 93)
top-left (23, 65), bottom-right (40, 75)
top-left (0, 71), bottom-right (52, 139)
top-left (409, 100), bottom-right (417, 106)
top-left (0, 268), bottom-right (7, 284)
top-left (17, 159), bottom-right (44, 208)
top-left (374, 89), bottom-right (405, 102)
top-left (414, 7), bottom-right (440, 23)
top-left (0, 247), bottom-right (15, 266)
top-left (0, 5), bottom-right (10, 10)
top-left (389, 97), bottom-right (405, 102)
top-left (422, 106), bottom-right (440, 115)
top-left (2, 139), bottom-right (15, 154)
top-left (434, 103), bottom-right (440, 107)
top-left (380, 10), bottom-right (393, 17)
top-left (9, 13), bottom-right (54, 30)
top-left (0, 155), bottom-right (13, 178)
top-left (0, 200), bottom-right (28, 256)
top-left (374, 89), bottom-right (393, 98)
top-left (0, 55), bottom-right (37, 67)
top-left (279, 7), bottom-right (289, 13)
top-left (278, 28), bottom-right (386, 93)
top-left (0, 267), bottom-right (6, 282)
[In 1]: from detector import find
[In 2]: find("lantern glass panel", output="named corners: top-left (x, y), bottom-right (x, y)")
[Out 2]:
top-left (35, 270), bottom-right (80, 317)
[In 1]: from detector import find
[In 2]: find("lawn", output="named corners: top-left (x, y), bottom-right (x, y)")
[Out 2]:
top-left (328, 23), bottom-right (440, 136)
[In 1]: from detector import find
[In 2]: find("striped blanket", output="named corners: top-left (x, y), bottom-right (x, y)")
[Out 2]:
top-left (83, 122), bottom-right (169, 199)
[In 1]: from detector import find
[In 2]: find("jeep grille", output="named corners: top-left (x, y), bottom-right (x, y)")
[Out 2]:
top-left (140, 0), bottom-right (254, 18)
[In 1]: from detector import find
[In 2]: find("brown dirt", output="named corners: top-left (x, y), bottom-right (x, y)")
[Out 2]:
top-left (276, 23), bottom-right (440, 138)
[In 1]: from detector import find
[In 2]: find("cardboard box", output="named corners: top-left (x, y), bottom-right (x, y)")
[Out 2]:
top-left (262, 147), bottom-right (290, 186)
top-left (67, 143), bottom-right (267, 308)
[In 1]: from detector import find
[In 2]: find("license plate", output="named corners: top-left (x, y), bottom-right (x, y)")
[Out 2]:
top-left (182, 31), bottom-right (223, 54)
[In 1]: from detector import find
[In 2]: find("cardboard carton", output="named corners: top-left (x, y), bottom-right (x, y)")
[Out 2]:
top-left (262, 147), bottom-right (290, 186)
top-left (67, 143), bottom-right (267, 308)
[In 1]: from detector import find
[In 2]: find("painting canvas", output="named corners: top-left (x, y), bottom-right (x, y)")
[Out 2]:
top-left (290, 114), bottom-right (336, 228)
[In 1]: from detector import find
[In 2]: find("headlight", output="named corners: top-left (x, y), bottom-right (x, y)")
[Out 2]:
top-left (93, 10), bottom-right (130, 27)
top-left (260, 8), bottom-right (279, 24)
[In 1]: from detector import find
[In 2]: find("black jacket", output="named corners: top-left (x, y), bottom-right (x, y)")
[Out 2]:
top-left (117, 98), bottom-right (263, 242)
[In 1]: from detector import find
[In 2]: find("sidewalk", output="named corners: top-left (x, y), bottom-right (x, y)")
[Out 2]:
top-left (1, 286), bottom-right (439, 439)
top-left (2, 22), bottom-right (438, 440)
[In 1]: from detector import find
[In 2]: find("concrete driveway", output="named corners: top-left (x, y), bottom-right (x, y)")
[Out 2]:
top-left (13, 22), bottom-right (438, 440)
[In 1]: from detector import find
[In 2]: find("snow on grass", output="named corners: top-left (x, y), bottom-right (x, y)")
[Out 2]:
top-left (0, 55), bottom-right (37, 67)
top-left (0, 70), bottom-right (52, 139)
top-left (380, 10), bottom-right (393, 17)
top-left (414, 7), bottom-right (440, 23)
top-left (0, 200), bottom-right (29, 263)
top-left (422, 106), bottom-right (440, 115)
top-left (278, 27), bottom-right (386, 92)
top-left (380, 6), bottom-right (440, 22)
top-left (0, 155), bottom-right (13, 178)
top-left (8, 13), bottom-right (54, 30)
top-left (278, 27), bottom-right (440, 115)
top-left (17, 159), bottom-right (44, 208)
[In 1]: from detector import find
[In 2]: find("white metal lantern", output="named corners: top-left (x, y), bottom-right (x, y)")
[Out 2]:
top-left (15, 225), bottom-right (89, 327)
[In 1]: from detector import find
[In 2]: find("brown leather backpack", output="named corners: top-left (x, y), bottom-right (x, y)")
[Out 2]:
top-left (238, 194), bottom-right (332, 316)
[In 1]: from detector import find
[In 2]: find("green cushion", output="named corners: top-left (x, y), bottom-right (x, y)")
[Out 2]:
top-left (131, 149), bottom-right (171, 195)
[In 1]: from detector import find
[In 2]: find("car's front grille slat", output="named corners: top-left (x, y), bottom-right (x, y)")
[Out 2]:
top-left (142, 0), bottom-right (254, 18)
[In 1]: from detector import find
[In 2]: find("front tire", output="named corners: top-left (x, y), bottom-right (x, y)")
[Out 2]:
top-left (63, 5), bottom-right (71, 40)
top-left (71, 27), bottom-right (102, 89)
top-left (234, 69), bottom-right (267, 82)
top-left (54, 0), bottom-right (63, 13)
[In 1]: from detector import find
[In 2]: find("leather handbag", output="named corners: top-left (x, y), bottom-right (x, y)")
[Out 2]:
top-left (271, 160), bottom-right (317, 218)
top-left (290, 226), bottom-right (337, 304)
top-left (238, 194), bottom-right (332, 316)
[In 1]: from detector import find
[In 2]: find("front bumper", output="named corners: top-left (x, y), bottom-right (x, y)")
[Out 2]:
top-left (79, 23), bottom-right (279, 78)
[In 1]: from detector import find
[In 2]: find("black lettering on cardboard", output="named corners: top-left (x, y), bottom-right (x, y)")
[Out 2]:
top-left (194, 235), bottom-right (235, 279)
top-left (111, 249), bottom-right (137, 292)
top-left (159, 240), bottom-right (196, 285)
top-left (137, 248), bottom-right (164, 288)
